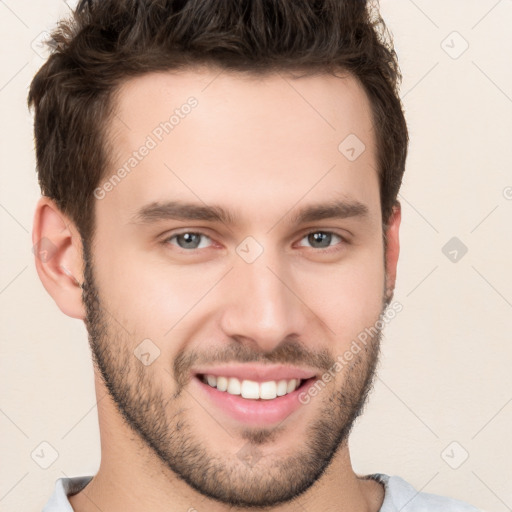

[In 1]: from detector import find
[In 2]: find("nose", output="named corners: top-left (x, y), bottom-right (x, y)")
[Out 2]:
top-left (218, 245), bottom-right (309, 353)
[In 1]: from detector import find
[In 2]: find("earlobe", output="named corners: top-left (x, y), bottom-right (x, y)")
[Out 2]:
top-left (32, 196), bottom-right (86, 319)
top-left (384, 202), bottom-right (401, 303)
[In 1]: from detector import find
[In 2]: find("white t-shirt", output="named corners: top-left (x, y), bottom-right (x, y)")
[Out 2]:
top-left (42, 473), bottom-right (484, 511)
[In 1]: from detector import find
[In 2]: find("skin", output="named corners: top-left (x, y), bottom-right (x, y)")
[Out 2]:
top-left (33, 66), bottom-right (401, 512)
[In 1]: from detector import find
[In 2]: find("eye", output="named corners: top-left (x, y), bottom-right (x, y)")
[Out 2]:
top-left (297, 231), bottom-right (345, 251)
top-left (164, 231), bottom-right (213, 250)
top-left (161, 229), bottom-right (347, 254)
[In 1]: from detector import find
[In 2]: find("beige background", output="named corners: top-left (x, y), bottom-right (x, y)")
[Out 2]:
top-left (1, 1), bottom-right (511, 510)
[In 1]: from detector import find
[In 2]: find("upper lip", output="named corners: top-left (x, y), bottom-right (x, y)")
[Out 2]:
top-left (193, 364), bottom-right (318, 383)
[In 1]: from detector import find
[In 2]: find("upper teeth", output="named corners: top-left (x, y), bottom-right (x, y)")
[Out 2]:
top-left (202, 375), bottom-right (301, 400)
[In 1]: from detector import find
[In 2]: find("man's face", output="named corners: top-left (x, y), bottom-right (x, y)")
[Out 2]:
top-left (83, 67), bottom-right (392, 507)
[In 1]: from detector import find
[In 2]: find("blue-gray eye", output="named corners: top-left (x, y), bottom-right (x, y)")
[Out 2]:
top-left (166, 232), bottom-right (212, 250)
top-left (299, 231), bottom-right (343, 249)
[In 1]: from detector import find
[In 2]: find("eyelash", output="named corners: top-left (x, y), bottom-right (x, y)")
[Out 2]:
top-left (161, 229), bottom-right (348, 254)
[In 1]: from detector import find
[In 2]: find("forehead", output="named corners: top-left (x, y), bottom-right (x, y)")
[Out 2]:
top-left (100, 67), bottom-right (380, 228)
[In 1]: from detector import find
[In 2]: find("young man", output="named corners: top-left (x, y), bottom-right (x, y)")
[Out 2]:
top-left (30, 1), bottom-right (481, 511)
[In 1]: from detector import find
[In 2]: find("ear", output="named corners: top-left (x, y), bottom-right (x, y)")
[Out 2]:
top-left (32, 196), bottom-right (86, 319)
top-left (383, 201), bottom-right (401, 304)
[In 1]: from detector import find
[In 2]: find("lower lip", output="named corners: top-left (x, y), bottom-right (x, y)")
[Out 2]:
top-left (193, 376), bottom-right (317, 426)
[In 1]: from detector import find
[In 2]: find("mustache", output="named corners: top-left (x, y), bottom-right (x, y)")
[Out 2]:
top-left (173, 338), bottom-right (336, 390)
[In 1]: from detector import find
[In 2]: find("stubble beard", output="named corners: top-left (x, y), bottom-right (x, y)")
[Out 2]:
top-left (81, 241), bottom-right (385, 508)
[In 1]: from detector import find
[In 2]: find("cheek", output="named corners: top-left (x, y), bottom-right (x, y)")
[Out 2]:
top-left (93, 228), bottom-right (385, 347)
top-left (91, 239), bottom-right (225, 338)
top-left (295, 247), bottom-right (385, 340)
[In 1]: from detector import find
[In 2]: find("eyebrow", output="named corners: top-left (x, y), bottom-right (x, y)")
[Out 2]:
top-left (130, 198), bottom-right (369, 227)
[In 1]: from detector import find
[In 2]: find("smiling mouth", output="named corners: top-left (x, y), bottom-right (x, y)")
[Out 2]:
top-left (197, 374), bottom-right (313, 400)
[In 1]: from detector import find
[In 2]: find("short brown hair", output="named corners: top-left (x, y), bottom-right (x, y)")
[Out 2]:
top-left (28, 0), bottom-right (408, 245)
